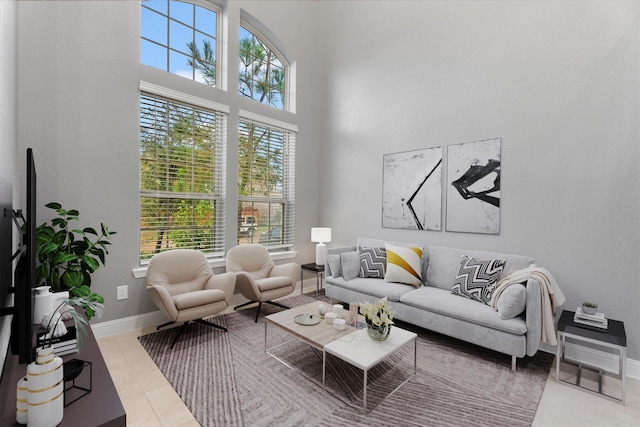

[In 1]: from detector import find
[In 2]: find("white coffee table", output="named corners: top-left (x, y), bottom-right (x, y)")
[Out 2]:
top-left (323, 326), bottom-right (417, 414)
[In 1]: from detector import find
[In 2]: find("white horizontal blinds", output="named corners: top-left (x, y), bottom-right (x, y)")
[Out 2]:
top-left (237, 117), bottom-right (295, 250)
top-left (140, 93), bottom-right (226, 260)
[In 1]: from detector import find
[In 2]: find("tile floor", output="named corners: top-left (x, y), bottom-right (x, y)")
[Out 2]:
top-left (97, 288), bottom-right (640, 427)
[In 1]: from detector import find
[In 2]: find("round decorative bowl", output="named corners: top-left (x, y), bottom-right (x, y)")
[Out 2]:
top-left (582, 305), bottom-right (597, 315)
top-left (63, 359), bottom-right (86, 382)
top-left (366, 323), bottom-right (391, 341)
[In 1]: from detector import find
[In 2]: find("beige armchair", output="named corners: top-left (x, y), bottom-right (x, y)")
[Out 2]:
top-left (146, 249), bottom-right (236, 348)
top-left (226, 244), bottom-right (300, 322)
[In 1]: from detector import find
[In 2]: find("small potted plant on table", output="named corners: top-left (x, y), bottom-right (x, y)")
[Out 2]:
top-left (581, 301), bottom-right (598, 315)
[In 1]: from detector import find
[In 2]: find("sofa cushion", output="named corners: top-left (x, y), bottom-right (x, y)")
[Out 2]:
top-left (496, 283), bottom-right (527, 319)
top-left (399, 286), bottom-right (527, 335)
top-left (384, 243), bottom-right (423, 288)
top-left (327, 254), bottom-right (341, 278)
top-left (451, 255), bottom-right (505, 305)
top-left (357, 237), bottom-right (428, 284)
top-left (359, 247), bottom-right (386, 278)
top-left (340, 251), bottom-right (360, 280)
top-left (426, 246), bottom-right (534, 290)
top-left (325, 276), bottom-right (415, 302)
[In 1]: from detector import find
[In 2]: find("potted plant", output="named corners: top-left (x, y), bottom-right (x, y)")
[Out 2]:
top-left (360, 297), bottom-right (396, 341)
top-left (35, 202), bottom-right (116, 292)
top-left (581, 301), bottom-right (598, 315)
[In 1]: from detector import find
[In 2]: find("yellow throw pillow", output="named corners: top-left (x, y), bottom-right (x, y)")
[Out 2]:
top-left (384, 243), bottom-right (423, 287)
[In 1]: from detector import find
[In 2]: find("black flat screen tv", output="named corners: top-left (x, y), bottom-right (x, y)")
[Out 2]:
top-left (10, 148), bottom-right (37, 364)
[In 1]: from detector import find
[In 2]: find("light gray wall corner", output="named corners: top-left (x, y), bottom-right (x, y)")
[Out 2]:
top-left (318, 1), bottom-right (640, 359)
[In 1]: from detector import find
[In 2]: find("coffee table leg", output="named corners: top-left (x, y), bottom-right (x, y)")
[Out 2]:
top-left (264, 322), bottom-right (268, 352)
top-left (322, 349), bottom-right (326, 390)
top-left (363, 369), bottom-right (368, 413)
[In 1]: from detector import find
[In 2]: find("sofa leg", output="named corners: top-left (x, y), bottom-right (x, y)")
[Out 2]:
top-left (511, 355), bottom-right (517, 373)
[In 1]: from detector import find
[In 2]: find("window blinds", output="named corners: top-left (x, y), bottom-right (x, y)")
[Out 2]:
top-left (237, 116), bottom-right (295, 250)
top-left (140, 93), bottom-right (227, 260)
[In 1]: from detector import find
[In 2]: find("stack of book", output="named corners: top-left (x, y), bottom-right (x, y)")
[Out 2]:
top-left (36, 326), bottom-right (78, 356)
top-left (574, 307), bottom-right (608, 329)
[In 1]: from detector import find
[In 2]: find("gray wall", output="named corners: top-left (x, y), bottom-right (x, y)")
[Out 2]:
top-left (320, 1), bottom-right (639, 359)
top-left (7, 1), bottom-right (639, 360)
top-left (15, 1), bottom-right (323, 323)
top-left (0, 0), bottom-right (19, 374)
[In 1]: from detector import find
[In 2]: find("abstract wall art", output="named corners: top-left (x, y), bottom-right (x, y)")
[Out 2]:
top-left (446, 138), bottom-right (501, 234)
top-left (382, 147), bottom-right (443, 231)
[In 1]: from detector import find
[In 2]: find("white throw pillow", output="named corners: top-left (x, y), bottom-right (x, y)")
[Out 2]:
top-left (384, 243), bottom-right (423, 288)
top-left (496, 283), bottom-right (527, 319)
top-left (340, 251), bottom-right (361, 281)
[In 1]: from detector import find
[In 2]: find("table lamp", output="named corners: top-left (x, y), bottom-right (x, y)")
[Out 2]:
top-left (311, 227), bottom-right (331, 265)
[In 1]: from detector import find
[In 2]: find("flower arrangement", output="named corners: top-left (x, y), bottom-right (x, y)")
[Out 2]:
top-left (360, 297), bottom-right (396, 340)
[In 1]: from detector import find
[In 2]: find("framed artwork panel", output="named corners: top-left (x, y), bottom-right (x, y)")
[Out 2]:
top-left (446, 138), bottom-right (501, 234)
top-left (382, 147), bottom-right (443, 231)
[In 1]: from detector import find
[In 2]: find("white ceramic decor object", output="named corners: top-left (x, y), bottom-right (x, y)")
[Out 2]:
top-left (27, 347), bottom-right (64, 427)
top-left (16, 376), bottom-right (28, 424)
top-left (33, 286), bottom-right (53, 325)
top-left (325, 312), bottom-right (338, 324)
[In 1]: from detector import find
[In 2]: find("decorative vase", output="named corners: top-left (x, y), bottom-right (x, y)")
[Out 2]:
top-left (582, 305), bottom-right (597, 315)
top-left (366, 322), bottom-right (391, 341)
top-left (27, 347), bottom-right (64, 427)
top-left (33, 286), bottom-right (53, 325)
top-left (16, 376), bottom-right (28, 424)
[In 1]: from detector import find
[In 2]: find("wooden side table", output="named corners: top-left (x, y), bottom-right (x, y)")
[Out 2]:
top-left (556, 310), bottom-right (627, 404)
top-left (301, 263), bottom-right (324, 295)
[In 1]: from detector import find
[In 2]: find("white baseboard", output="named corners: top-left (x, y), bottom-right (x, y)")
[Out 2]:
top-left (91, 311), bottom-right (167, 338)
top-left (90, 310), bottom-right (640, 380)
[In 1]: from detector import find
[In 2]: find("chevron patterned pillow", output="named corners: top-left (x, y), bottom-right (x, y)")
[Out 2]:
top-left (384, 243), bottom-right (423, 287)
top-left (359, 247), bottom-right (387, 278)
top-left (451, 255), bottom-right (506, 305)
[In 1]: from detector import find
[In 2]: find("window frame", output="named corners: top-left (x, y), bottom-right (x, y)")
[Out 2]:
top-left (138, 81), bottom-right (229, 263)
top-left (237, 110), bottom-right (297, 251)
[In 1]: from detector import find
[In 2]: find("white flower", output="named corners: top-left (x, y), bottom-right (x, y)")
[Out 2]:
top-left (360, 297), bottom-right (396, 328)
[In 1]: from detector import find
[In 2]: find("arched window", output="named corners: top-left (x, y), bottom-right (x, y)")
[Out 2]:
top-left (141, 0), bottom-right (219, 86)
top-left (239, 25), bottom-right (286, 109)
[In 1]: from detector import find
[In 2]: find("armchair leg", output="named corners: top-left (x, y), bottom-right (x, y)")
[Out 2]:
top-left (234, 300), bottom-right (257, 311)
top-left (157, 320), bottom-right (175, 330)
top-left (170, 323), bottom-right (189, 349)
top-left (235, 299), bottom-right (289, 323)
top-left (195, 318), bottom-right (228, 333)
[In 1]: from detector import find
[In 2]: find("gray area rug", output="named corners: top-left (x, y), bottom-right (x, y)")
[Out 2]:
top-left (138, 293), bottom-right (553, 427)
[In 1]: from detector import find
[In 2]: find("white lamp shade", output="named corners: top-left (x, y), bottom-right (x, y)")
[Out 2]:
top-left (311, 227), bottom-right (331, 243)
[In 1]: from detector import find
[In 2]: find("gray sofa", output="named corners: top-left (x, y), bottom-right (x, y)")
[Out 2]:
top-left (324, 238), bottom-right (543, 371)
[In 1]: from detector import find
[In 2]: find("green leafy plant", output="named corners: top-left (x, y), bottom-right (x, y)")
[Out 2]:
top-left (582, 301), bottom-right (598, 308)
top-left (40, 285), bottom-right (104, 351)
top-left (36, 202), bottom-right (116, 292)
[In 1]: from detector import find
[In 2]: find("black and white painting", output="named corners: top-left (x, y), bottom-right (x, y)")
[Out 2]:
top-left (382, 147), bottom-right (443, 231)
top-left (446, 138), bottom-right (501, 234)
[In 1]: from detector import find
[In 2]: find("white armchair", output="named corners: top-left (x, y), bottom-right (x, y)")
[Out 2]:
top-left (146, 249), bottom-right (236, 348)
top-left (225, 244), bottom-right (300, 322)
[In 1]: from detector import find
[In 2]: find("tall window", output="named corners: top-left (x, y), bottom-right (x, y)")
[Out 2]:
top-left (239, 25), bottom-right (286, 109)
top-left (141, 0), bottom-right (218, 86)
top-left (139, 92), bottom-right (227, 260)
top-left (238, 116), bottom-right (295, 249)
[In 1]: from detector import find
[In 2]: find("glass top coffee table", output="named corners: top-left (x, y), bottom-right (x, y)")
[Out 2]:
top-left (265, 301), bottom-right (417, 414)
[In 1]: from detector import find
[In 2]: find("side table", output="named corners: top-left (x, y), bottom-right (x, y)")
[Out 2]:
top-left (301, 263), bottom-right (324, 295)
top-left (556, 310), bottom-right (626, 404)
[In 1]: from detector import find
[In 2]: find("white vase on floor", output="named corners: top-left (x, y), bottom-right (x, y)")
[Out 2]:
top-left (27, 347), bottom-right (64, 427)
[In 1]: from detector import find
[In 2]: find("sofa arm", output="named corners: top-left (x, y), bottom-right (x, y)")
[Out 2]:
top-left (146, 284), bottom-right (178, 322)
top-left (326, 246), bottom-right (356, 277)
top-left (525, 277), bottom-right (543, 356)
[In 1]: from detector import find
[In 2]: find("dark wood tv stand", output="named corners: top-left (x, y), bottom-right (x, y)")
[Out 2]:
top-left (0, 322), bottom-right (126, 426)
